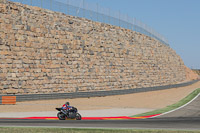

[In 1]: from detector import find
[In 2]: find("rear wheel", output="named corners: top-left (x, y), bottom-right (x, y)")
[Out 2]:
top-left (76, 113), bottom-right (82, 120)
top-left (57, 112), bottom-right (65, 120)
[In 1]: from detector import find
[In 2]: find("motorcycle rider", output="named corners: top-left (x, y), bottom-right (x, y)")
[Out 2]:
top-left (62, 102), bottom-right (72, 114)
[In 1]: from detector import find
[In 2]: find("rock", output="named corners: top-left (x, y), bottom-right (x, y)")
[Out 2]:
top-left (5, 88), bottom-right (18, 94)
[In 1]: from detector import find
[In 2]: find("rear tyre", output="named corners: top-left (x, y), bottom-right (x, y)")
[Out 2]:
top-left (57, 112), bottom-right (65, 120)
top-left (76, 113), bottom-right (82, 120)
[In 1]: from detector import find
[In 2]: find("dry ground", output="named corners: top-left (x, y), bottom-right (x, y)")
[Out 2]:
top-left (0, 81), bottom-right (200, 113)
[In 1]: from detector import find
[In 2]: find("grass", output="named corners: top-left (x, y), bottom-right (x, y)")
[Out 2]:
top-left (132, 88), bottom-right (200, 117)
top-left (0, 127), bottom-right (200, 133)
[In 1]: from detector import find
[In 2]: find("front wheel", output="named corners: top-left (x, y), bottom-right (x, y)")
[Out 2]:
top-left (76, 113), bottom-right (82, 120)
top-left (57, 112), bottom-right (66, 120)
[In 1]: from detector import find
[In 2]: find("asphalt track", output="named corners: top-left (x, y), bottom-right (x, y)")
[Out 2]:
top-left (0, 118), bottom-right (200, 130)
top-left (0, 94), bottom-right (200, 130)
top-left (159, 94), bottom-right (200, 118)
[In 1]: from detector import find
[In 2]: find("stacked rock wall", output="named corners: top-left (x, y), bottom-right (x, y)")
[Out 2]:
top-left (0, 0), bottom-right (189, 94)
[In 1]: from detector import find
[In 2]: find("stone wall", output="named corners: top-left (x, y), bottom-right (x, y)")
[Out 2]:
top-left (0, 0), bottom-right (195, 94)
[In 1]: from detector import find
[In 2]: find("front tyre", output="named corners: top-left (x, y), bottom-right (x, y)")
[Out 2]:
top-left (57, 112), bottom-right (65, 120)
top-left (76, 113), bottom-right (82, 120)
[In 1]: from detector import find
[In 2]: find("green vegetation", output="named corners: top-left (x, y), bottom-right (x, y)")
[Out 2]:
top-left (0, 127), bottom-right (200, 133)
top-left (132, 88), bottom-right (200, 117)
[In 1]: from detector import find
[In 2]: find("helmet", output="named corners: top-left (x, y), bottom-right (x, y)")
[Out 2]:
top-left (65, 102), bottom-right (70, 105)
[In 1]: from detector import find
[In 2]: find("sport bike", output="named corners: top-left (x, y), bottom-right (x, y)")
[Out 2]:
top-left (56, 106), bottom-right (82, 120)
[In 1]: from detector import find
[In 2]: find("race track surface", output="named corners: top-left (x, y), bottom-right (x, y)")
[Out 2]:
top-left (158, 94), bottom-right (200, 118)
top-left (0, 94), bottom-right (200, 130)
top-left (0, 118), bottom-right (200, 130)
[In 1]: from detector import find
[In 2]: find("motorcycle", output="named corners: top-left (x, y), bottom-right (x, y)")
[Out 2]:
top-left (56, 106), bottom-right (82, 120)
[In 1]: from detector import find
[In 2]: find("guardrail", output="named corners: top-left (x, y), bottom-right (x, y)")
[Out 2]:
top-left (0, 79), bottom-right (199, 103)
top-left (9, 0), bottom-right (169, 46)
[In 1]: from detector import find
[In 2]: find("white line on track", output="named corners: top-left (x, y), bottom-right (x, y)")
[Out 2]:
top-left (151, 93), bottom-right (200, 118)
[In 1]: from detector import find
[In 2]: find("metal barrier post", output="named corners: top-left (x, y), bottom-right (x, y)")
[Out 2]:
top-left (50, 0), bottom-right (52, 10)
top-left (41, 0), bottom-right (43, 8)
top-left (126, 14), bottom-right (128, 29)
top-left (83, 0), bottom-right (85, 18)
top-left (97, 3), bottom-right (98, 21)
top-left (109, 8), bottom-right (110, 24)
top-left (67, 0), bottom-right (69, 15)
top-left (119, 10), bottom-right (120, 27)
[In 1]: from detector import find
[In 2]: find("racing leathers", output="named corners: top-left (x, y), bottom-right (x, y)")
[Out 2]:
top-left (62, 104), bottom-right (72, 114)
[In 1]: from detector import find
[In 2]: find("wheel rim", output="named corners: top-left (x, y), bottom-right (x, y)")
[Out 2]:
top-left (76, 114), bottom-right (81, 120)
top-left (58, 113), bottom-right (65, 119)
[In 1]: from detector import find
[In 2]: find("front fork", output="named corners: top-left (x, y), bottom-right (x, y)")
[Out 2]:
top-left (61, 110), bottom-right (68, 115)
